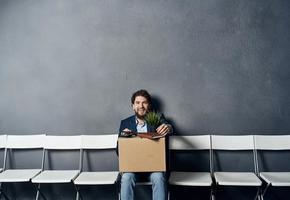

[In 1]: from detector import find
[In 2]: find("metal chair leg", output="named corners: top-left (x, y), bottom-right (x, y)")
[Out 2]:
top-left (167, 183), bottom-right (170, 200)
top-left (35, 187), bottom-right (39, 200)
top-left (210, 187), bottom-right (215, 200)
top-left (1, 192), bottom-right (10, 200)
top-left (35, 183), bottom-right (41, 200)
top-left (254, 188), bottom-right (259, 200)
top-left (115, 183), bottom-right (120, 200)
top-left (262, 183), bottom-right (270, 198)
top-left (75, 191), bottom-right (80, 200)
top-left (212, 184), bottom-right (218, 200)
top-left (39, 190), bottom-right (47, 200)
top-left (74, 185), bottom-right (79, 200)
top-left (0, 183), bottom-right (10, 200)
top-left (0, 191), bottom-right (10, 200)
top-left (254, 186), bottom-right (264, 200)
top-left (35, 183), bottom-right (47, 200)
top-left (74, 184), bottom-right (83, 200)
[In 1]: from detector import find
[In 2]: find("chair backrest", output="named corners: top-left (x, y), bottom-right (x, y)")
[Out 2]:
top-left (169, 135), bottom-right (213, 173)
top-left (6, 134), bottom-right (45, 149)
top-left (43, 135), bottom-right (82, 171)
top-left (3, 134), bottom-right (45, 170)
top-left (81, 134), bottom-right (118, 149)
top-left (212, 135), bottom-right (254, 150)
top-left (170, 135), bottom-right (211, 150)
top-left (212, 135), bottom-right (257, 173)
top-left (0, 135), bottom-right (7, 149)
top-left (0, 135), bottom-right (6, 170)
top-left (44, 135), bottom-right (82, 150)
top-left (255, 135), bottom-right (290, 150)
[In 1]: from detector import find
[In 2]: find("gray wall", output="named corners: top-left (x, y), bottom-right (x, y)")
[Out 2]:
top-left (0, 0), bottom-right (290, 199)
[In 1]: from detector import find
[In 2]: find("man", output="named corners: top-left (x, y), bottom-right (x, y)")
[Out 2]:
top-left (118, 89), bottom-right (172, 200)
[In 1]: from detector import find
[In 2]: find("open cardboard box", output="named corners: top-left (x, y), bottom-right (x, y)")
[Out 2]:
top-left (118, 137), bottom-right (166, 172)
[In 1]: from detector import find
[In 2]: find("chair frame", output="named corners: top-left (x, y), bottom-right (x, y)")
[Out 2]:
top-left (74, 134), bottom-right (119, 200)
top-left (32, 135), bottom-right (82, 200)
top-left (168, 135), bottom-right (214, 200)
top-left (254, 135), bottom-right (290, 200)
top-left (0, 135), bottom-right (6, 172)
top-left (211, 135), bottom-right (262, 200)
top-left (0, 134), bottom-right (45, 200)
top-left (0, 135), bottom-right (7, 199)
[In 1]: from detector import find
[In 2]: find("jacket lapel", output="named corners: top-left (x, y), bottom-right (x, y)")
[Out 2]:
top-left (130, 116), bottom-right (137, 132)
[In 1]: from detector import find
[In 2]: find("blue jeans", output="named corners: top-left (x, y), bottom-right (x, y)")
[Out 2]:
top-left (121, 172), bottom-right (167, 200)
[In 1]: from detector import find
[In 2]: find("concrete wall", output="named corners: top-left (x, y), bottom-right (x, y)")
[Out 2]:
top-left (0, 0), bottom-right (289, 199)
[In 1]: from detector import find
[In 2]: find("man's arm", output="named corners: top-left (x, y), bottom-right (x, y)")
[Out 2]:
top-left (119, 120), bottom-right (132, 136)
top-left (119, 120), bottom-right (125, 136)
top-left (156, 114), bottom-right (173, 135)
top-left (117, 120), bottom-right (133, 156)
top-left (116, 120), bottom-right (124, 156)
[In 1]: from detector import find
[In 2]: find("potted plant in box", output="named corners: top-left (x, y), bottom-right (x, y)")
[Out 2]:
top-left (136, 111), bottom-right (167, 139)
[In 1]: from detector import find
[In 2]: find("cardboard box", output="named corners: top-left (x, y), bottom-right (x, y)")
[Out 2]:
top-left (118, 137), bottom-right (166, 172)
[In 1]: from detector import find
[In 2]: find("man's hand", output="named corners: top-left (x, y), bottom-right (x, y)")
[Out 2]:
top-left (120, 128), bottom-right (135, 137)
top-left (156, 123), bottom-right (172, 135)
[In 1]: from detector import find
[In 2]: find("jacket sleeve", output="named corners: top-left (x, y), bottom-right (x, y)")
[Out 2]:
top-left (116, 120), bottom-right (125, 156)
top-left (159, 113), bottom-right (168, 125)
top-left (159, 113), bottom-right (173, 134)
top-left (119, 120), bottom-right (125, 136)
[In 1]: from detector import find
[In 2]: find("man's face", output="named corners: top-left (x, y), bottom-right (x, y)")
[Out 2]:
top-left (132, 96), bottom-right (150, 119)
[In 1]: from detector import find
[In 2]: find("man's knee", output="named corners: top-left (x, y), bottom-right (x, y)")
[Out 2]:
top-left (150, 172), bottom-right (165, 184)
top-left (121, 173), bottom-right (136, 184)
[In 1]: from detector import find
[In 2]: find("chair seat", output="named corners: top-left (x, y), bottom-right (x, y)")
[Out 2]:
top-left (169, 172), bottom-right (212, 186)
top-left (32, 170), bottom-right (80, 183)
top-left (260, 172), bottom-right (290, 186)
top-left (0, 169), bottom-right (41, 182)
top-left (214, 172), bottom-right (262, 186)
top-left (74, 171), bottom-right (119, 185)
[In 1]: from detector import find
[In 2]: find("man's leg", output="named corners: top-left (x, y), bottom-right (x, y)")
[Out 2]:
top-left (121, 172), bottom-right (136, 200)
top-left (150, 172), bottom-right (167, 200)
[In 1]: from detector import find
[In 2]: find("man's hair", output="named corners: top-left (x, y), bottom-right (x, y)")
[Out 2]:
top-left (131, 89), bottom-right (152, 105)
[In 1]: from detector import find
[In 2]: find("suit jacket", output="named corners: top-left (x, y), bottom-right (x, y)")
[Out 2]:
top-left (118, 114), bottom-right (168, 136)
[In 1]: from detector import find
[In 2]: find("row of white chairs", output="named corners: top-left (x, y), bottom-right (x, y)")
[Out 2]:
top-left (0, 134), bottom-right (290, 200)
top-left (169, 135), bottom-right (290, 200)
top-left (0, 134), bottom-right (119, 200)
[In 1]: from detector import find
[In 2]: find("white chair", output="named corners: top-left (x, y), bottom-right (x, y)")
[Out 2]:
top-left (0, 135), bottom-right (7, 199)
top-left (32, 135), bottom-right (82, 200)
top-left (212, 135), bottom-right (262, 200)
top-left (0, 134), bottom-right (45, 200)
top-left (255, 135), bottom-right (290, 199)
top-left (168, 135), bottom-right (214, 200)
top-left (73, 134), bottom-right (119, 200)
top-left (0, 135), bottom-right (7, 172)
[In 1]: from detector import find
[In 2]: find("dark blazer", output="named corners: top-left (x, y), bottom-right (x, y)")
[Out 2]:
top-left (118, 114), bottom-right (169, 135)
top-left (119, 115), bottom-right (153, 135)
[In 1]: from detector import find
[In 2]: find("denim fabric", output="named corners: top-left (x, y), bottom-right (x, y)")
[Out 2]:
top-left (121, 172), bottom-right (167, 200)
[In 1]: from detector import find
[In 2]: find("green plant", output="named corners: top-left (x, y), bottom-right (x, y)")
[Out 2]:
top-left (145, 111), bottom-right (161, 130)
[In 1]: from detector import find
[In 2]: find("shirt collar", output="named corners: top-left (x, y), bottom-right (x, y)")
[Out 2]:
top-left (135, 116), bottom-right (146, 127)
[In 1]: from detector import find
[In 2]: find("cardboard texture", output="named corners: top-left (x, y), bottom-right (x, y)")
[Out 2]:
top-left (118, 137), bottom-right (166, 172)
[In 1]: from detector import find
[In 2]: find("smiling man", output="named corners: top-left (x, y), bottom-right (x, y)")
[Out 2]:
top-left (118, 89), bottom-right (172, 200)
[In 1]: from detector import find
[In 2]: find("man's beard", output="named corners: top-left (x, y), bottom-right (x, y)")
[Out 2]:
top-left (135, 110), bottom-right (147, 119)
